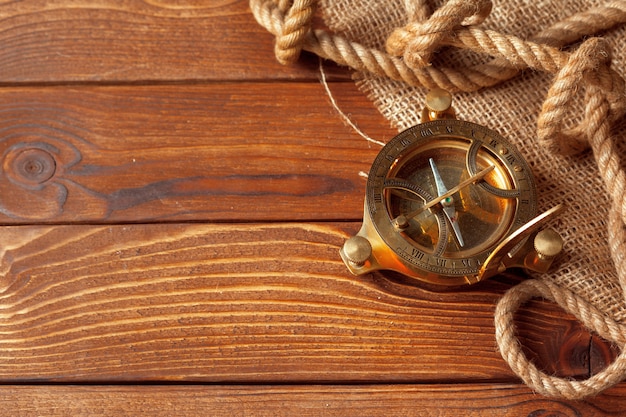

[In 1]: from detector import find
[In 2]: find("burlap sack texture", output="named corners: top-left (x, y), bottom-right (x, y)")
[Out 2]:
top-left (251, 0), bottom-right (626, 399)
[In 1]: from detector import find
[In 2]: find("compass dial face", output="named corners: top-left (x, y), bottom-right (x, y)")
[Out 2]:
top-left (366, 119), bottom-right (537, 284)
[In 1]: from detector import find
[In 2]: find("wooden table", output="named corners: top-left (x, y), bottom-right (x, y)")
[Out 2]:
top-left (0, 1), bottom-right (624, 415)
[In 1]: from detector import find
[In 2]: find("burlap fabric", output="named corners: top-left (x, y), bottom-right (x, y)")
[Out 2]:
top-left (251, 0), bottom-right (626, 398)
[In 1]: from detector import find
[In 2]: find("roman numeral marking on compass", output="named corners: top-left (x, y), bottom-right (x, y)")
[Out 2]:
top-left (420, 128), bottom-right (434, 137)
top-left (505, 154), bottom-right (516, 165)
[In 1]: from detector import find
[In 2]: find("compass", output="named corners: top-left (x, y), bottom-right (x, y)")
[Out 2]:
top-left (340, 89), bottom-right (564, 286)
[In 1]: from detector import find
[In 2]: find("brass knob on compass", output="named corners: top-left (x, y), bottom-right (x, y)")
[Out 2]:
top-left (521, 227), bottom-right (564, 274)
top-left (422, 88), bottom-right (456, 121)
top-left (341, 236), bottom-right (372, 267)
top-left (534, 228), bottom-right (564, 260)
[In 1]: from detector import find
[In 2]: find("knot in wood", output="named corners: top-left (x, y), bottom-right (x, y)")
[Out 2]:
top-left (5, 147), bottom-right (56, 186)
top-left (386, 0), bottom-right (492, 69)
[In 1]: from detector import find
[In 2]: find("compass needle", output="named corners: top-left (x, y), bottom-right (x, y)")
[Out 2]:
top-left (429, 158), bottom-right (465, 247)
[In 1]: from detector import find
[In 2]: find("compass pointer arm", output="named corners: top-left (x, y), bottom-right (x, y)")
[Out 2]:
top-left (405, 165), bottom-right (495, 220)
top-left (429, 158), bottom-right (465, 247)
top-left (429, 158), bottom-right (448, 197)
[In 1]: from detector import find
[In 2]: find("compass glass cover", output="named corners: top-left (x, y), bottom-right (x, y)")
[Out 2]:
top-left (385, 138), bottom-right (516, 259)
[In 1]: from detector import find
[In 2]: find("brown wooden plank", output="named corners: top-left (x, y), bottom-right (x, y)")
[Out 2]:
top-left (0, 82), bottom-right (395, 223)
top-left (0, 222), bottom-right (613, 383)
top-left (1, 383), bottom-right (626, 416)
top-left (0, 0), bottom-right (346, 83)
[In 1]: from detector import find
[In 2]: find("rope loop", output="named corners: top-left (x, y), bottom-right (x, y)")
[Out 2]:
top-left (537, 38), bottom-right (619, 155)
top-left (386, 0), bottom-right (492, 68)
top-left (495, 279), bottom-right (626, 399)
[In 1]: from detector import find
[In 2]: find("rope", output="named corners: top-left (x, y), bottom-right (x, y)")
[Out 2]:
top-left (251, 0), bottom-right (626, 92)
top-left (495, 279), bottom-right (626, 399)
top-left (250, 0), bottom-right (626, 399)
top-left (273, 0), bottom-right (316, 65)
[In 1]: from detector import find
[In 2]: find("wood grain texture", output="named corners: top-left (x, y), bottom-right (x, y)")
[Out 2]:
top-left (0, 222), bottom-right (508, 382)
top-left (0, 0), bottom-right (347, 83)
top-left (0, 222), bottom-right (616, 383)
top-left (2, 384), bottom-right (626, 416)
top-left (1, 0), bottom-right (624, 412)
top-left (0, 82), bottom-right (395, 223)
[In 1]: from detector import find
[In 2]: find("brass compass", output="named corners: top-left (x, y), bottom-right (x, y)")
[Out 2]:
top-left (340, 89), bottom-right (564, 286)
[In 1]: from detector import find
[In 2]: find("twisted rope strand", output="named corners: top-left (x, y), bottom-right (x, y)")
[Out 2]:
top-left (386, 0), bottom-right (493, 68)
top-left (534, 0), bottom-right (626, 45)
top-left (585, 85), bottom-right (626, 284)
top-left (274, 0), bottom-right (316, 64)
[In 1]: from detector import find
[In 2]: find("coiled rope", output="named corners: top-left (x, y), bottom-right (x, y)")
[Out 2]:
top-left (251, 0), bottom-right (626, 399)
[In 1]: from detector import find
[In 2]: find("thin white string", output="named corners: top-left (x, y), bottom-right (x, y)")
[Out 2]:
top-left (318, 59), bottom-right (386, 148)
